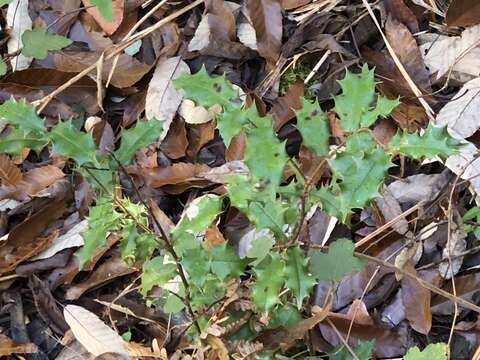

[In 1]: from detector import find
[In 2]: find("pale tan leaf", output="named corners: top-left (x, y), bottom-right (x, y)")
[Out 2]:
top-left (419, 25), bottom-right (480, 82)
top-left (435, 77), bottom-right (480, 139)
top-left (145, 56), bottom-right (190, 141)
top-left (32, 220), bottom-right (87, 261)
top-left (7, 0), bottom-right (32, 71)
top-left (446, 141), bottom-right (480, 197)
top-left (439, 220), bottom-right (467, 279)
top-left (63, 305), bottom-right (129, 357)
top-left (20, 165), bottom-right (65, 196)
top-left (0, 154), bottom-right (22, 186)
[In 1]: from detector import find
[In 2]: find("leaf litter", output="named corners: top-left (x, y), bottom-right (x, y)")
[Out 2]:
top-left (2, 0), bottom-right (480, 359)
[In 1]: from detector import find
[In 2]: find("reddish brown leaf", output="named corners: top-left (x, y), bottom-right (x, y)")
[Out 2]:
top-left (401, 264), bottom-right (432, 335)
top-left (0, 197), bottom-right (67, 274)
top-left (373, 118), bottom-right (397, 146)
top-left (385, 15), bottom-right (430, 92)
top-left (384, 0), bottom-right (419, 33)
top-left (389, 102), bottom-right (427, 131)
top-left (0, 155), bottom-right (22, 186)
top-left (446, 0), bottom-right (480, 27)
top-left (82, 0), bottom-right (124, 35)
top-left (186, 121), bottom-right (215, 158)
top-left (0, 334), bottom-right (38, 356)
top-left (271, 81), bottom-right (304, 131)
top-left (205, 224), bottom-right (226, 249)
top-left (54, 50), bottom-right (151, 88)
top-left (246, 0), bottom-right (283, 70)
top-left (135, 162), bottom-right (211, 188)
top-left (206, 0), bottom-right (236, 40)
top-left (20, 165), bottom-right (65, 196)
top-left (160, 118), bottom-right (188, 159)
top-left (65, 252), bottom-right (140, 300)
top-left (226, 131), bottom-right (246, 161)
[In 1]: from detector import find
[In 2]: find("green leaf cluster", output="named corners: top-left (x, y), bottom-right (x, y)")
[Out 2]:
top-left (403, 343), bottom-right (447, 360)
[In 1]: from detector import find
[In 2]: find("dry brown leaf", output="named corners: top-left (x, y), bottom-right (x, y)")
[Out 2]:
top-left (63, 304), bottom-right (130, 357)
top-left (82, 0), bottom-right (124, 35)
top-left (280, 304), bottom-right (330, 350)
top-left (65, 252), bottom-right (140, 300)
top-left (446, 0), bottom-right (480, 27)
top-left (0, 154), bottom-right (22, 186)
top-left (0, 333), bottom-right (38, 356)
top-left (206, 335), bottom-right (229, 360)
top-left (20, 165), bottom-right (65, 196)
top-left (160, 118), bottom-right (188, 159)
top-left (401, 264), bottom-right (432, 335)
top-left (270, 81), bottom-right (304, 131)
top-left (281, 0), bottom-right (311, 10)
top-left (384, 0), bottom-right (419, 33)
top-left (205, 224), bottom-right (226, 249)
top-left (246, 0), bottom-right (282, 70)
top-left (55, 50), bottom-right (151, 88)
top-left (186, 121), bottom-right (216, 158)
top-left (32, 220), bottom-right (87, 261)
top-left (136, 162), bottom-right (211, 188)
top-left (145, 56), bottom-right (190, 141)
top-left (0, 199), bottom-right (66, 274)
top-left (439, 218), bottom-right (467, 279)
top-left (197, 161), bottom-right (249, 184)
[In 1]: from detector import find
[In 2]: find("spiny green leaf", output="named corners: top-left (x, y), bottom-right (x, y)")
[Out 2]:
top-left (210, 244), bottom-right (248, 280)
top-left (190, 276), bottom-right (225, 310)
top-left (253, 253), bottom-right (285, 313)
top-left (269, 304), bottom-right (303, 329)
top-left (50, 120), bottom-right (97, 166)
top-left (0, 99), bottom-right (45, 132)
top-left (90, 0), bottom-right (113, 21)
top-left (76, 196), bottom-right (122, 268)
top-left (403, 343), bottom-right (447, 360)
top-left (0, 128), bottom-right (48, 154)
top-left (245, 116), bottom-right (287, 187)
top-left (217, 106), bottom-right (254, 147)
top-left (295, 98), bottom-right (330, 156)
top-left (121, 222), bottom-right (156, 262)
top-left (141, 256), bottom-right (177, 296)
top-left (331, 340), bottom-right (375, 360)
top-left (182, 249), bottom-right (211, 286)
top-left (334, 64), bottom-right (398, 131)
top-left (174, 66), bottom-right (241, 109)
top-left (172, 195), bottom-right (222, 256)
top-left (310, 239), bottom-right (366, 281)
top-left (284, 246), bottom-right (316, 309)
top-left (163, 294), bottom-right (185, 313)
top-left (114, 120), bottom-right (162, 165)
top-left (21, 28), bottom-right (72, 59)
top-left (327, 132), bottom-right (393, 221)
top-left (246, 232), bottom-right (275, 266)
top-left (388, 123), bottom-right (463, 159)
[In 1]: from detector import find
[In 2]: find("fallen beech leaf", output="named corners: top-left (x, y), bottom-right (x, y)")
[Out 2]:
top-left (384, 0), bottom-right (419, 33)
top-left (0, 154), bottom-right (22, 186)
top-left (82, 0), bottom-right (124, 35)
top-left (20, 165), bottom-right (65, 196)
top-left (270, 81), bottom-right (304, 131)
top-left (0, 199), bottom-right (66, 274)
top-left (401, 264), bottom-right (432, 335)
top-left (64, 304), bottom-right (130, 357)
top-left (438, 219), bottom-right (467, 279)
top-left (197, 161), bottom-right (249, 184)
top-left (419, 25), bottom-right (480, 82)
top-left (246, 0), bottom-right (282, 70)
top-left (435, 77), bottom-right (480, 139)
top-left (7, 0), bottom-right (32, 71)
top-left (385, 15), bottom-right (430, 91)
top-left (65, 252), bottom-right (140, 300)
top-left (446, 141), bottom-right (480, 197)
top-left (55, 50), bottom-right (151, 88)
top-left (31, 220), bottom-right (87, 261)
top-left (281, 0), bottom-right (311, 10)
top-left (186, 121), bottom-right (216, 157)
top-left (281, 304), bottom-right (330, 350)
top-left (0, 334), bottom-right (38, 356)
top-left (145, 56), bottom-right (190, 141)
top-left (136, 162), bottom-right (211, 188)
top-left (446, 0), bottom-right (480, 27)
top-left (159, 118), bottom-right (188, 159)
